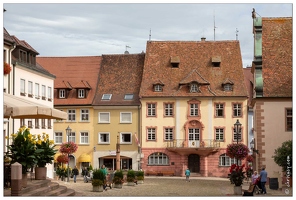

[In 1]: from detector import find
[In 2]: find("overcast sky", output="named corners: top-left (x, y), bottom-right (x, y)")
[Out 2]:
top-left (2, 2), bottom-right (293, 67)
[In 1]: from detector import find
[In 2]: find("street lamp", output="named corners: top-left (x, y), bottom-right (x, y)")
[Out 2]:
top-left (250, 138), bottom-right (259, 154)
top-left (234, 119), bottom-right (242, 164)
top-left (66, 126), bottom-right (72, 182)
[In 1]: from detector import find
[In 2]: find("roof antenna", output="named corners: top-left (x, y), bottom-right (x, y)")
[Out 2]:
top-left (149, 28), bottom-right (151, 41)
top-left (236, 28), bottom-right (239, 40)
top-left (214, 10), bottom-right (217, 41)
top-left (124, 45), bottom-right (131, 54)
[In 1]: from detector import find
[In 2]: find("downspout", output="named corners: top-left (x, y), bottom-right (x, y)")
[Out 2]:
top-left (8, 42), bottom-right (16, 94)
top-left (138, 102), bottom-right (142, 170)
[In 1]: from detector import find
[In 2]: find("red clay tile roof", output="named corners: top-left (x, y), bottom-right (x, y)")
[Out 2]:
top-left (93, 54), bottom-right (145, 106)
top-left (36, 56), bottom-right (101, 106)
top-left (262, 17), bottom-right (292, 97)
top-left (139, 41), bottom-right (248, 98)
top-left (11, 35), bottom-right (39, 54)
top-left (3, 28), bottom-right (15, 45)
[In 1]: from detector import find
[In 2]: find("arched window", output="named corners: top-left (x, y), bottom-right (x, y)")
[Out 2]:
top-left (219, 153), bottom-right (241, 166)
top-left (148, 152), bottom-right (169, 165)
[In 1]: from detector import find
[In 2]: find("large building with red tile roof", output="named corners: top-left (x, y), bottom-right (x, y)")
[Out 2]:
top-left (139, 39), bottom-right (249, 177)
top-left (251, 16), bottom-right (292, 183)
top-left (37, 56), bottom-right (102, 172)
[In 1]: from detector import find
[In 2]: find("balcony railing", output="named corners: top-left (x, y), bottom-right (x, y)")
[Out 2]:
top-left (166, 139), bottom-right (220, 148)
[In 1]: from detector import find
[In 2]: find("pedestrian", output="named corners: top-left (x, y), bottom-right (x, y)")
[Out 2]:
top-left (72, 166), bottom-right (79, 183)
top-left (251, 171), bottom-right (259, 184)
top-left (185, 168), bottom-right (191, 182)
top-left (260, 166), bottom-right (268, 194)
top-left (101, 165), bottom-right (108, 190)
top-left (82, 167), bottom-right (89, 183)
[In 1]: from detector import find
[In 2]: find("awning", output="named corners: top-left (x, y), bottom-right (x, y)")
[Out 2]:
top-left (3, 93), bottom-right (67, 120)
top-left (78, 153), bottom-right (91, 162)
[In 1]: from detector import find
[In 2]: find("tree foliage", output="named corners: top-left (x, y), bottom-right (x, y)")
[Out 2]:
top-left (272, 140), bottom-right (292, 174)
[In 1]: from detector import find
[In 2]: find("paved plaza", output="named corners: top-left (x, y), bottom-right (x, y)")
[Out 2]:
top-left (51, 176), bottom-right (292, 197)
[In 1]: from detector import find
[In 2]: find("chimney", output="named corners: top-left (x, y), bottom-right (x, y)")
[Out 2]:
top-left (201, 37), bottom-right (206, 41)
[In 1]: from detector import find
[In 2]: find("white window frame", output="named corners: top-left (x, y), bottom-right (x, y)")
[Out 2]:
top-left (147, 128), bottom-right (156, 141)
top-left (98, 112), bottom-right (110, 123)
top-left (55, 132), bottom-right (63, 144)
top-left (67, 132), bottom-right (76, 143)
top-left (48, 87), bottom-right (52, 99)
top-left (219, 153), bottom-right (241, 166)
top-left (215, 103), bottom-right (224, 117)
top-left (147, 103), bottom-right (156, 116)
top-left (215, 128), bottom-right (224, 141)
top-left (124, 94), bottom-right (134, 100)
top-left (102, 94), bottom-right (112, 100)
top-left (120, 132), bottom-right (132, 144)
top-left (80, 132), bottom-right (89, 144)
top-left (35, 83), bottom-right (39, 98)
top-left (59, 89), bottom-right (65, 98)
top-left (233, 103), bottom-right (242, 117)
top-left (154, 84), bottom-right (162, 92)
top-left (68, 109), bottom-right (76, 121)
top-left (28, 81), bottom-right (33, 95)
top-left (190, 83), bottom-right (198, 93)
top-left (148, 152), bottom-right (169, 165)
top-left (98, 132), bottom-right (110, 144)
top-left (80, 109), bottom-right (89, 121)
top-left (164, 103), bottom-right (173, 116)
top-left (78, 89), bottom-right (85, 98)
top-left (20, 79), bottom-right (26, 94)
top-left (164, 128), bottom-right (173, 140)
top-left (190, 103), bottom-right (199, 116)
top-left (120, 112), bottom-right (132, 123)
top-left (42, 85), bottom-right (46, 98)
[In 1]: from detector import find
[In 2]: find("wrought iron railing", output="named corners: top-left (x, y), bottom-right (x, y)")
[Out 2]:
top-left (166, 139), bottom-right (220, 148)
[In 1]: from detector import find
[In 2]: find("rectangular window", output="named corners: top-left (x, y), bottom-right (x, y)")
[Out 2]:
top-left (102, 94), bottom-right (112, 100)
top-left (120, 112), bottom-right (132, 123)
top-left (20, 119), bottom-right (25, 127)
top-left (20, 79), bottom-right (26, 95)
top-left (28, 120), bottom-right (33, 128)
top-left (68, 132), bottom-right (76, 143)
top-left (41, 119), bottom-right (46, 129)
top-left (48, 87), bottom-right (52, 100)
top-left (28, 81), bottom-right (33, 97)
top-left (59, 89), bottom-right (65, 98)
top-left (99, 112), bottom-right (110, 123)
top-left (78, 89), bottom-right (85, 98)
top-left (80, 132), bottom-right (89, 144)
top-left (99, 132), bottom-right (110, 144)
top-left (47, 119), bottom-right (52, 129)
top-left (68, 109), bottom-right (76, 121)
top-left (215, 128), bottom-right (224, 141)
top-left (147, 128), bottom-right (156, 140)
top-left (35, 119), bottom-right (40, 129)
top-left (42, 85), bottom-right (46, 99)
top-left (147, 103), bottom-right (156, 116)
top-left (164, 103), bottom-right (173, 117)
top-left (190, 104), bottom-right (198, 116)
top-left (81, 109), bottom-right (89, 121)
top-left (55, 132), bottom-right (63, 144)
top-left (124, 94), bottom-right (134, 100)
top-left (120, 132), bottom-right (132, 144)
top-left (215, 103), bottom-right (224, 117)
top-left (233, 103), bottom-right (242, 117)
top-left (154, 85), bottom-right (162, 92)
top-left (286, 108), bottom-right (292, 131)
top-left (233, 127), bottom-right (242, 142)
top-left (164, 128), bottom-right (173, 140)
top-left (35, 83), bottom-right (39, 99)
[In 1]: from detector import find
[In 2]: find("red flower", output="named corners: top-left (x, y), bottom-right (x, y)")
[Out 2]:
top-left (56, 154), bottom-right (69, 163)
top-left (246, 155), bottom-right (253, 162)
top-left (59, 141), bottom-right (78, 154)
top-left (226, 143), bottom-right (249, 160)
top-left (4, 62), bottom-right (11, 75)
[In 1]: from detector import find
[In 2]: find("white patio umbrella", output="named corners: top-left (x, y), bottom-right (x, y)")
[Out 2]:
top-left (3, 93), bottom-right (67, 120)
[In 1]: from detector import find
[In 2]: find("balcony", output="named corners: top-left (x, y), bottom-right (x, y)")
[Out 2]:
top-left (166, 139), bottom-right (220, 156)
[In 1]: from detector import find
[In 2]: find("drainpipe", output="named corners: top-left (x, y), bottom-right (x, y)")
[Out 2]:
top-left (138, 104), bottom-right (142, 170)
top-left (8, 42), bottom-right (16, 94)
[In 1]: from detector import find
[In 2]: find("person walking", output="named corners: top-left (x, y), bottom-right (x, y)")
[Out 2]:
top-left (185, 168), bottom-right (191, 182)
top-left (101, 165), bottom-right (108, 190)
top-left (72, 166), bottom-right (79, 183)
top-left (82, 167), bottom-right (89, 183)
top-left (260, 167), bottom-right (268, 194)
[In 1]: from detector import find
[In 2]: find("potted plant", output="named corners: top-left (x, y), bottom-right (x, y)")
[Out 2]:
top-left (34, 132), bottom-right (58, 180)
top-left (4, 62), bottom-right (11, 75)
top-left (92, 168), bottom-right (105, 192)
top-left (229, 164), bottom-right (246, 195)
top-left (136, 170), bottom-right (144, 184)
top-left (127, 169), bottom-right (136, 186)
top-left (6, 126), bottom-right (37, 187)
top-left (113, 170), bottom-right (124, 188)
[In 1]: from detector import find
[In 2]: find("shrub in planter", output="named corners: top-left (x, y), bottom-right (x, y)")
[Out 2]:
top-left (136, 170), bottom-right (144, 181)
top-left (113, 170), bottom-right (124, 184)
top-left (92, 179), bottom-right (103, 186)
top-left (127, 169), bottom-right (136, 182)
top-left (92, 168), bottom-right (105, 183)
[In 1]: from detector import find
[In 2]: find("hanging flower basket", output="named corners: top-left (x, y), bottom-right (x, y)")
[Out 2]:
top-left (226, 143), bottom-right (249, 160)
top-left (246, 155), bottom-right (253, 163)
top-left (59, 141), bottom-right (78, 154)
top-left (56, 154), bottom-right (69, 163)
top-left (229, 164), bottom-right (246, 186)
top-left (4, 62), bottom-right (11, 75)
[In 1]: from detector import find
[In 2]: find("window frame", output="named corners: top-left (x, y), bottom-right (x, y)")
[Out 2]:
top-left (147, 127), bottom-right (156, 141)
top-left (120, 132), bottom-right (132, 144)
top-left (42, 85), bottom-right (46, 100)
top-left (219, 153), bottom-right (241, 166)
top-left (98, 112), bottom-right (110, 123)
top-left (120, 112), bottom-right (132, 123)
top-left (35, 83), bottom-right (40, 99)
top-left (154, 84), bottom-right (163, 92)
top-left (81, 109), bottom-right (89, 121)
top-left (215, 128), bottom-right (224, 141)
top-left (78, 89), bottom-right (85, 98)
top-left (164, 127), bottom-right (174, 141)
top-left (67, 109), bottom-right (76, 122)
top-left (286, 108), bottom-right (292, 132)
top-left (147, 103), bottom-right (156, 117)
top-left (28, 81), bottom-right (33, 97)
top-left (232, 103), bottom-right (242, 117)
top-left (164, 103), bottom-right (174, 117)
top-left (215, 103), bottom-right (225, 118)
top-left (148, 152), bottom-right (169, 165)
top-left (80, 132), bottom-right (89, 144)
top-left (102, 94), bottom-right (112, 100)
top-left (20, 79), bottom-right (26, 95)
top-left (98, 132), bottom-right (110, 144)
top-left (55, 132), bottom-right (63, 144)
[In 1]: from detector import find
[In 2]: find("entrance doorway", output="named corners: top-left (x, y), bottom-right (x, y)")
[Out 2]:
top-left (188, 154), bottom-right (200, 173)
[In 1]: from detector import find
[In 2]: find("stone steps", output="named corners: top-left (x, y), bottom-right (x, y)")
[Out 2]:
top-left (4, 179), bottom-right (78, 196)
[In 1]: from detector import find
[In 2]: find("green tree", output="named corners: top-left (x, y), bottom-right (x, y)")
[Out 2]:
top-left (272, 140), bottom-right (292, 175)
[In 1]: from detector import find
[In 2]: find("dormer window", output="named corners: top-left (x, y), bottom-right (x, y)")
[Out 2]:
top-left (102, 94), bottom-right (112, 100)
top-left (190, 83), bottom-right (199, 93)
top-left (124, 94), bottom-right (134, 100)
top-left (59, 89), bottom-right (65, 98)
top-left (170, 56), bottom-right (180, 68)
top-left (224, 84), bottom-right (232, 91)
top-left (154, 84), bottom-right (163, 92)
top-left (212, 56), bottom-right (221, 67)
top-left (78, 89), bottom-right (85, 98)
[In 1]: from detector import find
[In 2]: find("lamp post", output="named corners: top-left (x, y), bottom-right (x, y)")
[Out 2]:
top-left (66, 126), bottom-right (72, 182)
top-left (234, 119), bottom-right (242, 165)
top-left (250, 138), bottom-right (259, 154)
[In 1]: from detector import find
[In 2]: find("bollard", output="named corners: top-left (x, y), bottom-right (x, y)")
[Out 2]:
top-left (11, 162), bottom-right (22, 196)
